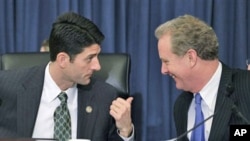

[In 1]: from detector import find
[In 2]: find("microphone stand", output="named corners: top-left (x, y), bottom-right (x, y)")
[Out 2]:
top-left (162, 114), bottom-right (214, 141)
top-left (162, 82), bottom-right (235, 141)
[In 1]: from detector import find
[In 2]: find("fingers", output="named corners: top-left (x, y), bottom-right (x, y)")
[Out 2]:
top-left (110, 96), bottom-right (134, 137)
top-left (126, 97), bottom-right (133, 104)
top-left (109, 97), bottom-right (133, 120)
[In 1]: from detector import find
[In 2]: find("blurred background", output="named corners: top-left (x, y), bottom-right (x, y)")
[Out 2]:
top-left (0, 0), bottom-right (249, 140)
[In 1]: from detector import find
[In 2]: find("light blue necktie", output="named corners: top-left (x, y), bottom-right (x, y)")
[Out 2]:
top-left (191, 93), bottom-right (205, 141)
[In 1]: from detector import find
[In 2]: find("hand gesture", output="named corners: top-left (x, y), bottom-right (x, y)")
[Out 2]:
top-left (110, 97), bottom-right (133, 137)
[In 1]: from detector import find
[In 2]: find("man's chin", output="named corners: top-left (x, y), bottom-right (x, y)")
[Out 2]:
top-left (175, 82), bottom-right (182, 90)
top-left (80, 78), bottom-right (91, 85)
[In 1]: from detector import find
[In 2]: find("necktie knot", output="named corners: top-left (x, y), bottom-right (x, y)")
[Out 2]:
top-left (195, 93), bottom-right (202, 104)
top-left (58, 92), bottom-right (68, 104)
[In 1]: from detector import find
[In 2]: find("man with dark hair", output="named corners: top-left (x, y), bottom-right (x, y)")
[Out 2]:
top-left (0, 12), bottom-right (134, 141)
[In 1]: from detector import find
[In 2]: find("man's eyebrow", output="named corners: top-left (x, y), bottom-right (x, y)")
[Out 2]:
top-left (87, 53), bottom-right (98, 58)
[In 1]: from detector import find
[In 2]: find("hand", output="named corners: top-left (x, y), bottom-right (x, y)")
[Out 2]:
top-left (110, 97), bottom-right (133, 137)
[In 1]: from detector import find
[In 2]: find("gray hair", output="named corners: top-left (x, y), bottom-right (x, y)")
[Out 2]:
top-left (155, 14), bottom-right (219, 60)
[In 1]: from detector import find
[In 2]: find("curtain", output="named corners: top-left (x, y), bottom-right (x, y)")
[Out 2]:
top-left (0, 0), bottom-right (249, 140)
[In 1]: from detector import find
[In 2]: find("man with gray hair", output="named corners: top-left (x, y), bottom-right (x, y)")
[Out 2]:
top-left (155, 14), bottom-right (250, 141)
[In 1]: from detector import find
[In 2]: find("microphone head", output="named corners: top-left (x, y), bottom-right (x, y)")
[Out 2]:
top-left (225, 83), bottom-right (234, 96)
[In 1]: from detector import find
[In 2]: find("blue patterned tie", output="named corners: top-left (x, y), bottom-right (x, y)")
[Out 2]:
top-left (191, 93), bottom-right (205, 141)
top-left (54, 92), bottom-right (71, 141)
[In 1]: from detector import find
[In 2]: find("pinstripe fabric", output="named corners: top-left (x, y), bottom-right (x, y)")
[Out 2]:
top-left (0, 66), bottom-right (45, 137)
top-left (0, 65), bottom-right (126, 141)
top-left (174, 63), bottom-right (250, 141)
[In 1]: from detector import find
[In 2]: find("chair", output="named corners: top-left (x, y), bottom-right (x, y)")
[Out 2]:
top-left (1, 52), bottom-right (130, 95)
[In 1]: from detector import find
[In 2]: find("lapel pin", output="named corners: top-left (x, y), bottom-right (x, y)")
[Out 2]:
top-left (86, 106), bottom-right (92, 113)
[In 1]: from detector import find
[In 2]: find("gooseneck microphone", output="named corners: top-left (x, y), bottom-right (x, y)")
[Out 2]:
top-left (164, 114), bottom-right (215, 141)
top-left (165, 81), bottom-right (250, 141)
top-left (163, 83), bottom-right (234, 141)
top-left (231, 105), bottom-right (250, 124)
top-left (227, 71), bottom-right (250, 125)
top-left (225, 81), bottom-right (250, 124)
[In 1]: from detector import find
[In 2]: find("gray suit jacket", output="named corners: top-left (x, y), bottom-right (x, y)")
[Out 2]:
top-left (0, 65), bottom-right (124, 141)
top-left (174, 63), bottom-right (250, 141)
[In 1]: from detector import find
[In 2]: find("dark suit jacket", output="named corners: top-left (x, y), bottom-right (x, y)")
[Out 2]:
top-left (0, 65), bottom-right (125, 141)
top-left (174, 63), bottom-right (250, 141)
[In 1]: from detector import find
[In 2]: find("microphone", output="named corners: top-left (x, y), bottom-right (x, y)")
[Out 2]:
top-left (163, 114), bottom-right (215, 141)
top-left (225, 79), bottom-right (250, 124)
top-left (163, 83), bottom-right (234, 141)
top-left (231, 105), bottom-right (250, 124)
top-left (225, 83), bottom-right (234, 97)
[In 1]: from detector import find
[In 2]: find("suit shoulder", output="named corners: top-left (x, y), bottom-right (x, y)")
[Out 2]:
top-left (232, 69), bottom-right (250, 83)
top-left (0, 65), bottom-right (45, 83)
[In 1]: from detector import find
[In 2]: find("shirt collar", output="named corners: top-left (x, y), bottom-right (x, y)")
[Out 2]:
top-left (44, 62), bottom-right (77, 104)
top-left (197, 62), bottom-right (222, 112)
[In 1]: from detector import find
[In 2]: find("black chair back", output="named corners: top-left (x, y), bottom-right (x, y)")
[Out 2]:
top-left (1, 52), bottom-right (130, 94)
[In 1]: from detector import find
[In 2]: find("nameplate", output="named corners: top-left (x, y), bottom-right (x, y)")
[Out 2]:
top-left (230, 125), bottom-right (250, 140)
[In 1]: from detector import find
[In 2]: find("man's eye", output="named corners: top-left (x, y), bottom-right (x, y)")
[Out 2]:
top-left (87, 57), bottom-right (92, 61)
top-left (163, 60), bottom-right (169, 64)
top-left (86, 56), bottom-right (95, 62)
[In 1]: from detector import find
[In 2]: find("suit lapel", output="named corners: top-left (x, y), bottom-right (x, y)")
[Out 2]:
top-left (16, 66), bottom-right (45, 137)
top-left (174, 92), bottom-right (193, 139)
top-left (209, 64), bottom-right (235, 141)
top-left (77, 83), bottom-right (97, 139)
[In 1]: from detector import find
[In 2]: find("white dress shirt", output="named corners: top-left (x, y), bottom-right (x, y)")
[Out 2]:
top-left (32, 63), bottom-right (78, 139)
top-left (32, 63), bottom-right (134, 141)
top-left (187, 62), bottom-right (222, 141)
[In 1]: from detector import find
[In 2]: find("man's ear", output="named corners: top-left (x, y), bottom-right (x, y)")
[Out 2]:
top-left (186, 49), bottom-right (198, 67)
top-left (56, 52), bottom-right (70, 68)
